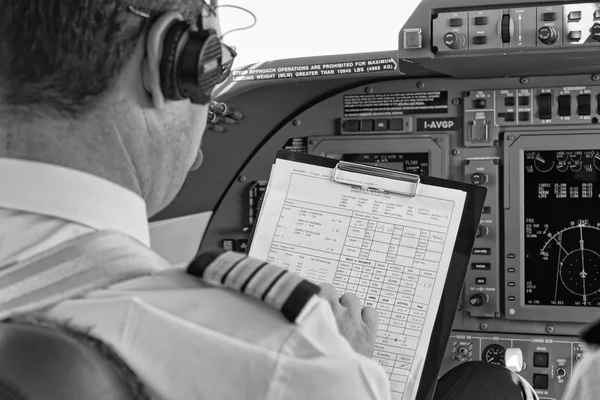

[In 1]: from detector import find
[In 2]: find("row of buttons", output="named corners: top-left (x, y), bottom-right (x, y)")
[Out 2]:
top-left (343, 119), bottom-right (404, 132)
top-left (449, 16), bottom-right (488, 27)
top-left (537, 93), bottom-right (593, 120)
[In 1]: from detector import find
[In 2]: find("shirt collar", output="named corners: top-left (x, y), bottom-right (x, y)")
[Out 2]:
top-left (0, 157), bottom-right (150, 246)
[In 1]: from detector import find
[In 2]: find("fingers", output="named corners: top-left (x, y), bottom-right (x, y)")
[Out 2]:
top-left (361, 306), bottom-right (379, 332)
top-left (339, 293), bottom-right (361, 310)
top-left (319, 283), bottom-right (339, 304)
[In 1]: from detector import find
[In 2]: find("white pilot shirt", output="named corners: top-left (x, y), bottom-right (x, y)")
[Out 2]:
top-left (0, 157), bottom-right (391, 400)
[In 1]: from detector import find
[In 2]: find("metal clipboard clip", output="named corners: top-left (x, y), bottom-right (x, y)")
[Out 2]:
top-left (332, 161), bottom-right (420, 197)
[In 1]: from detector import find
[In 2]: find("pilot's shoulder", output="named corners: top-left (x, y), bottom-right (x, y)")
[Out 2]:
top-left (187, 249), bottom-right (323, 325)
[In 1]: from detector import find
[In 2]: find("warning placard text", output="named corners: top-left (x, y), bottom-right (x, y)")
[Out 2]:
top-left (343, 91), bottom-right (449, 117)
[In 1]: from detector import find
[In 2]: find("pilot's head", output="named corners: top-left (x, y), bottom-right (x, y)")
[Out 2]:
top-left (0, 1), bottom-right (231, 216)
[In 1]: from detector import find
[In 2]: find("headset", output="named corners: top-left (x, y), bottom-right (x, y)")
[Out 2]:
top-left (136, 6), bottom-right (230, 107)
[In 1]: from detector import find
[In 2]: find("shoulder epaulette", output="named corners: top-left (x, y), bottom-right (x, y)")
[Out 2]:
top-left (186, 249), bottom-right (321, 323)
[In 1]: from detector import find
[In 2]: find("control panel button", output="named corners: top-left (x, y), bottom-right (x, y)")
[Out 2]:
top-left (533, 352), bottom-right (549, 368)
top-left (472, 262), bottom-right (491, 270)
top-left (474, 16), bottom-right (488, 25)
top-left (556, 368), bottom-right (567, 378)
top-left (538, 26), bottom-right (559, 45)
top-left (469, 293), bottom-right (487, 307)
top-left (508, 282), bottom-right (516, 287)
top-left (504, 113), bottom-right (515, 122)
top-left (558, 95), bottom-right (572, 116)
top-left (470, 173), bottom-right (488, 185)
top-left (450, 18), bottom-right (463, 27)
top-left (475, 277), bottom-right (487, 285)
top-left (508, 268), bottom-right (516, 273)
top-left (403, 29), bottom-right (423, 49)
top-left (508, 296), bottom-right (516, 301)
top-left (537, 93), bottom-right (552, 120)
top-left (578, 94), bottom-right (591, 116)
top-left (504, 97), bottom-right (516, 106)
top-left (375, 120), bottom-right (389, 131)
top-left (344, 119), bottom-right (360, 132)
top-left (388, 118), bottom-right (403, 130)
top-left (568, 11), bottom-right (582, 21)
top-left (518, 96), bottom-right (530, 106)
top-left (473, 36), bottom-right (488, 45)
top-left (474, 99), bottom-right (487, 109)
top-left (470, 121), bottom-right (489, 141)
top-left (568, 30), bottom-right (582, 41)
top-left (444, 32), bottom-right (466, 49)
top-left (482, 206), bottom-right (491, 214)
top-left (360, 119), bottom-right (374, 131)
top-left (533, 374), bottom-right (549, 390)
top-left (519, 112), bottom-right (530, 122)
top-left (473, 248), bottom-right (492, 255)
top-left (542, 12), bottom-right (556, 21)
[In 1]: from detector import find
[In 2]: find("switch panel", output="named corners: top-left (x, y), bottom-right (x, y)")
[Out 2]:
top-left (463, 159), bottom-right (500, 318)
top-left (433, 3), bottom-right (600, 53)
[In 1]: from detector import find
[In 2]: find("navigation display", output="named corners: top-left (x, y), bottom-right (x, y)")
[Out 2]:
top-left (328, 153), bottom-right (429, 175)
top-left (524, 150), bottom-right (600, 307)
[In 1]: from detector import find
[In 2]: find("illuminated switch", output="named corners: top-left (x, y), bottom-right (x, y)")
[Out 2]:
top-left (569, 31), bottom-right (582, 41)
top-left (403, 28), bottom-right (423, 49)
top-left (543, 12), bottom-right (556, 21)
top-left (473, 36), bottom-right (488, 45)
top-left (504, 113), bottom-right (515, 122)
top-left (533, 352), bottom-right (549, 368)
top-left (558, 95), bottom-right (572, 116)
top-left (474, 16), bottom-right (488, 25)
top-left (519, 112), bottom-right (530, 122)
top-left (471, 263), bottom-right (491, 270)
top-left (578, 94), bottom-right (591, 116)
top-left (450, 18), bottom-right (463, 27)
top-left (389, 118), bottom-right (404, 130)
top-left (505, 97), bottom-right (516, 107)
top-left (519, 96), bottom-right (530, 106)
top-left (568, 11), bottom-right (582, 21)
top-left (375, 120), bottom-right (389, 131)
top-left (360, 119), bottom-right (375, 131)
top-left (537, 93), bottom-right (552, 120)
top-left (474, 98), bottom-right (487, 108)
top-left (344, 119), bottom-right (360, 132)
top-left (533, 374), bottom-right (548, 390)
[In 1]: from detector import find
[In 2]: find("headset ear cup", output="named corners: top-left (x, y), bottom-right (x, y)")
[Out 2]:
top-left (145, 12), bottom-right (184, 107)
top-left (159, 22), bottom-right (189, 101)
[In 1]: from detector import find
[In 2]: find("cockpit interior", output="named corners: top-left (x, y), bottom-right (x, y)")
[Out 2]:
top-left (145, 0), bottom-right (600, 398)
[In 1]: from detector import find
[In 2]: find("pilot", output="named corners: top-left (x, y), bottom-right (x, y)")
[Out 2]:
top-left (0, 1), bottom-right (391, 399)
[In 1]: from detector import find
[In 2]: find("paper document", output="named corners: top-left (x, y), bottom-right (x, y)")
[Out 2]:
top-left (248, 157), bottom-right (466, 400)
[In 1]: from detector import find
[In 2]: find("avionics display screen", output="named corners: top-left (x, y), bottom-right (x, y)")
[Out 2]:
top-left (524, 150), bottom-right (600, 307)
top-left (327, 153), bottom-right (429, 175)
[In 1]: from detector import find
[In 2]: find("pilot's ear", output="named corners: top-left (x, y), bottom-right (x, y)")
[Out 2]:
top-left (142, 11), bottom-right (185, 109)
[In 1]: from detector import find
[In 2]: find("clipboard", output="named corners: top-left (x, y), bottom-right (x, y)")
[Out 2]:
top-left (247, 149), bottom-right (487, 400)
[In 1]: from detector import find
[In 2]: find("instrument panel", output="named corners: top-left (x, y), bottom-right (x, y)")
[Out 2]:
top-left (148, 1), bottom-right (600, 398)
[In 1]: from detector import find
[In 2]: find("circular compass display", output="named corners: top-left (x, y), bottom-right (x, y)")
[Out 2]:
top-left (539, 224), bottom-right (600, 305)
top-left (524, 150), bottom-right (600, 307)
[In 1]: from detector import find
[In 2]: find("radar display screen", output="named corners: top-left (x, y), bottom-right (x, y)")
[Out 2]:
top-left (524, 150), bottom-right (600, 307)
top-left (327, 153), bottom-right (429, 175)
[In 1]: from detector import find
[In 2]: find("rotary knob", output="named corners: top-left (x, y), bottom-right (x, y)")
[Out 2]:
top-left (444, 32), bottom-right (466, 50)
top-left (591, 23), bottom-right (600, 41)
top-left (538, 26), bottom-right (559, 45)
top-left (469, 293), bottom-right (487, 307)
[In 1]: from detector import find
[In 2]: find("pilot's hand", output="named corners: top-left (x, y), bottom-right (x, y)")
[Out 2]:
top-left (319, 283), bottom-right (378, 357)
